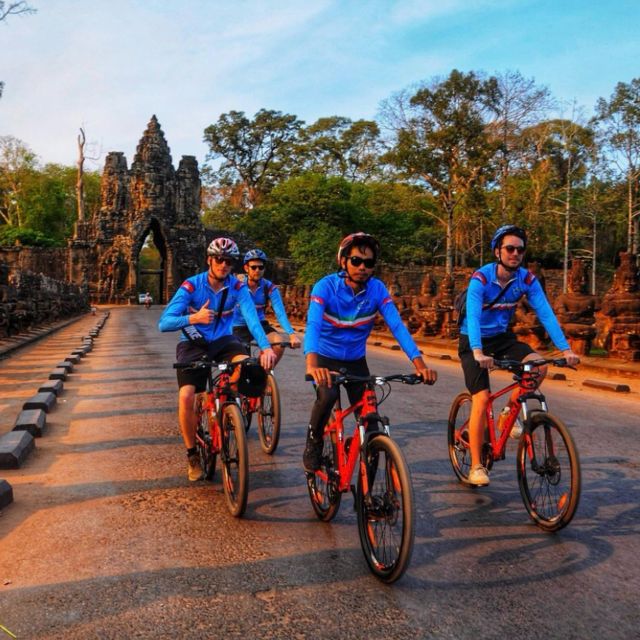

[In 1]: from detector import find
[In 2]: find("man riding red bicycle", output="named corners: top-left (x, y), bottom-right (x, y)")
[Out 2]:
top-left (458, 224), bottom-right (580, 487)
top-left (303, 232), bottom-right (437, 473)
top-left (158, 237), bottom-right (276, 481)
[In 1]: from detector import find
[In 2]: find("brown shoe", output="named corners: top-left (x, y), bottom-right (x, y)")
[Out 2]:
top-left (187, 453), bottom-right (203, 482)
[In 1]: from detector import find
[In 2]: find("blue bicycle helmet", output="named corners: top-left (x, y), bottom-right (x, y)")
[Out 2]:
top-left (243, 249), bottom-right (268, 264)
top-left (490, 225), bottom-right (527, 251)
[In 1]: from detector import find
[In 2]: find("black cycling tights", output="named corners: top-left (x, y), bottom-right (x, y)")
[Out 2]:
top-left (308, 356), bottom-right (369, 437)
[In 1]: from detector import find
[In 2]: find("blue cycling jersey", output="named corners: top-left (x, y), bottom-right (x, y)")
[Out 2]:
top-left (460, 263), bottom-right (570, 352)
top-left (158, 271), bottom-right (271, 350)
top-left (232, 277), bottom-right (295, 334)
top-left (304, 272), bottom-right (421, 361)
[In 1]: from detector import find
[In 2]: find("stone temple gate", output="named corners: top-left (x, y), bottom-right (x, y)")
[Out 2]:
top-left (68, 116), bottom-right (206, 304)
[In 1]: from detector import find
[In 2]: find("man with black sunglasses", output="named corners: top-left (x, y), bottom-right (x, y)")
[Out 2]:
top-left (302, 232), bottom-right (437, 473)
top-left (459, 224), bottom-right (579, 487)
top-left (159, 237), bottom-right (276, 481)
top-left (233, 249), bottom-right (301, 365)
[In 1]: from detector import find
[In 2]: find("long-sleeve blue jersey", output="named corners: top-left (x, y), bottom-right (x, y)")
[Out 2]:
top-left (304, 273), bottom-right (421, 361)
top-left (232, 277), bottom-right (295, 334)
top-left (158, 271), bottom-right (271, 350)
top-left (460, 263), bottom-right (570, 352)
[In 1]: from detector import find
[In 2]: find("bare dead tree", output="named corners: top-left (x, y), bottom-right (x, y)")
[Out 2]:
top-left (0, 1), bottom-right (36, 22)
top-left (76, 127), bottom-right (101, 223)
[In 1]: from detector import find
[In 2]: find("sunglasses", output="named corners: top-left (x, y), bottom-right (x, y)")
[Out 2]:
top-left (248, 264), bottom-right (265, 271)
top-left (212, 256), bottom-right (234, 266)
top-left (503, 245), bottom-right (525, 255)
top-left (348, 256), bottom-right (376, 268)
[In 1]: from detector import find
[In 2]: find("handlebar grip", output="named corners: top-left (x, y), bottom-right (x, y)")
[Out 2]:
top-left (304, 374), bottom-right (314, 382)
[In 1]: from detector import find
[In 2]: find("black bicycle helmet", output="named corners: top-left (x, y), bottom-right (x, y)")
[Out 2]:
top-left (336, 232), bottom-right (380, 266)
top-left (490, 225), bottom-right (527, 251)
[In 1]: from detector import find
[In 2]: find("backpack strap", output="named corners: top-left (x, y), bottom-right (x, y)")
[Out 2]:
top-left (181, 287), bottom-right (229, 344)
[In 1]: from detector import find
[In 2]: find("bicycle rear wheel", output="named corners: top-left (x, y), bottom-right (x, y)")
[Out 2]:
top-left (257, 373), bottom-right (281, 455)
top-left (517, 412), bottom-right (581, 532)
top-left (307, 429), bottom-right (342, 521)
top-left (356, 435), bottom-right (415, 583)
top-left (447, 392), bottom-right (472, 483)
top-left (221, 403), bottom-right (249, 517)
top-left (196, 405), bottom-right (216, 481)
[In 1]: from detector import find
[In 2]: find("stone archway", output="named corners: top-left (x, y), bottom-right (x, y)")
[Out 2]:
top-left (134, 218), bottom-right (168, 304)
top-left (68, 116), bottom-right (206, 303)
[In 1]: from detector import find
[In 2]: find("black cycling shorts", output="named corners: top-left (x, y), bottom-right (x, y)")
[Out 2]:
top-left (233, 321), bottom-right (279, 352)
top-left (176, 335), bottom-right (247, 391)
top-left (459, 332), bottom-right (535, 395)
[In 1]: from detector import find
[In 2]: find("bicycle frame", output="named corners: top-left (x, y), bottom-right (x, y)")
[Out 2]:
top-left (318, 384), bottom-right (382, 495)
top-left (485, 365), bottom-right (549, 460)
top-left (195, 364), bottom-right (236, 454)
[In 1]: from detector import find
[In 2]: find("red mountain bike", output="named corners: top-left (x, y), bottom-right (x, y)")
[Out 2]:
top-left (239, 341), bottom-right (292, 455)
top-left (174, 358), bottom-right (249, 517)
top-left (448, 357), bottom-right (581, 531)
top-left (306, 371), bottom-right (426, 583)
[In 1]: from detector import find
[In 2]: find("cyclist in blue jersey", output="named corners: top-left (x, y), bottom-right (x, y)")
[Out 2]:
top-left (159, 237), bottom-right (276, 481)
top-left (459, 224), bottom-right (580, 487)
top-left (233, 249), bottom-right (301, 365)
top-left (302, 232), bottom-right (437, 472)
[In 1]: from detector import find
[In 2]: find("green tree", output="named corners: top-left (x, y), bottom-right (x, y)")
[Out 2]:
top-left (0, 135), bottom-right (38, 227)
top-left (593, 78), bottom-right (640, 254)
top-left (382, 69), bottom-right (499, 273)
top-left (294, 116), bottom-right (385, 182)
top-left (203, 109), bottom-right (302, 208)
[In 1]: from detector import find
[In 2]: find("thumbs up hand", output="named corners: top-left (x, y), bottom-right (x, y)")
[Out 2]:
top-left (189, 299), bottom-right (216, 325)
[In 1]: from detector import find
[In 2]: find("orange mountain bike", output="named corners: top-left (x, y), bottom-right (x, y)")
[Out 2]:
top-left (306, 371), bottom-right (425, 583)
top-left (174, 358), bottom-right (249, 517)
top-left (448, 358), bottom-right (581, 531)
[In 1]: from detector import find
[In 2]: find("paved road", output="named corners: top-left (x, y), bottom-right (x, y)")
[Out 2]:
top-left (0, 307), bottom-right (638, 639)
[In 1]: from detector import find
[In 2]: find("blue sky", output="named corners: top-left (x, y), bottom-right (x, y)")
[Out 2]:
top-left (1, 0), bottom-right (638, 170)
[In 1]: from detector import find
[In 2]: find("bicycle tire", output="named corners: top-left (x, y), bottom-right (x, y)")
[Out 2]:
top-left (257, 373), bottom-right (281, 455)
top-left (307, 429), bottom-right (341, 521)
top-left (447, 392), bottom-right (473, 484)
top-left (356, 435), bottom-right (415, 583)
top-left (240, 396), bottom-right (252, 431)
top-left (517, 412), bottom-right (581, 532)
top-left (221, 403), bottom-right (249, 517)
top-left (196, 406), bottom-right (217, 481)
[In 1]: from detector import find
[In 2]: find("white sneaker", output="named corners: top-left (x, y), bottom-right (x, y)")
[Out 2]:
top-left (468, 465), bottom-right (490, 486)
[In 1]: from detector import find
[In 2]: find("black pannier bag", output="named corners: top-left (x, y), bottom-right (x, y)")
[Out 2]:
top-left (238, 360), bottom-right (267, 397)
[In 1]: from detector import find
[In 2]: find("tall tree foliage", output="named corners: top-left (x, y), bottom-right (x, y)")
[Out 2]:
top-left (382, 69), bottom-right (500, 273)
top-left (594, 78), bottom-right (640, 254)
top-left (203, 109), bottom-right (302, 209)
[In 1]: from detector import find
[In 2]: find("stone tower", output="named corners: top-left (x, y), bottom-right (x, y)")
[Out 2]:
top-left (69, 116), bottom-right (205, 304)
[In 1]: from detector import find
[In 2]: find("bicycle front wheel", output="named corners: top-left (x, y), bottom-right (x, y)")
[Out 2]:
top-left (356, 435), bottom-right (415, 583)
top-left (257, 373), bottom-right (281, 455)
top-left (447, 392), bottom-right (472, 484)
top-left (221, 403), bottom-right (249, 517)
top-left (307, 429), bottom-right (342, 522)
top-left (517, 412), bottom-right (581, 532)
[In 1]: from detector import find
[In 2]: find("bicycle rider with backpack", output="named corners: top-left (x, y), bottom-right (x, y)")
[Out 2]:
top-left (458, 224), bottom-right (580, 487)
top-left (158, 237), bottom-right (277, 481)
top-left (233, 249), bottom-right (301, 366)
top-left (302, 232), bottom-right (438, 473)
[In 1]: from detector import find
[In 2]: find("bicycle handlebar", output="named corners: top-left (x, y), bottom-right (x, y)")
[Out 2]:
top-left (304, 372), bottom-right (426, 386)
top-left (173, 357), bottom-right (260, 371)
top-left (493, 357), bottom-right (576, 372)
top-left (245, 340), bottom-right (295, 349)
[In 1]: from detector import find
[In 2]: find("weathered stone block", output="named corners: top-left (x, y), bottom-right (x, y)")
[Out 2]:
top-left (14, 409), bottom-right (46, 437)
top-left (56, 361), bottom-right (74, 372)
top-left (23, 392), bottom-right (57, 412)
top-left (39, 380), bottom-right (64, 395)
top-left (49, 368), bottom-right (67, 380)
top-left (583, 379), bottom-right (630, 393)
top-left (0, 431), bottom-right (35, 469)
top-left (0, 479), bottom-right (13, 509)
top-left (66, 354), bottom-right (81, 364)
